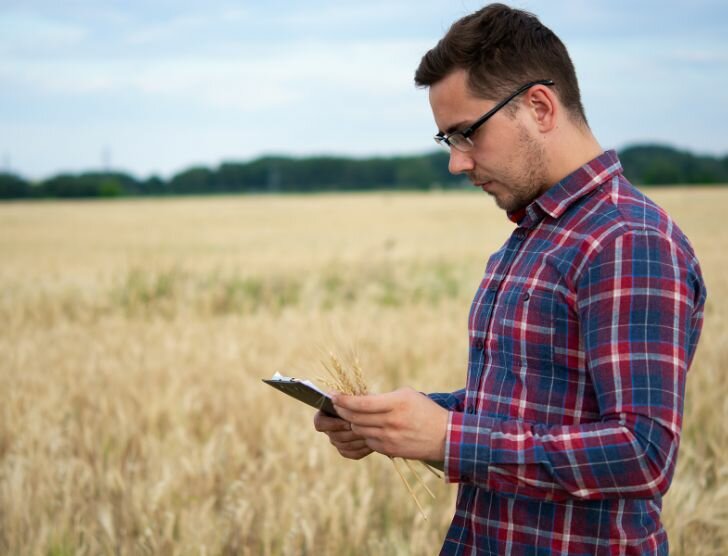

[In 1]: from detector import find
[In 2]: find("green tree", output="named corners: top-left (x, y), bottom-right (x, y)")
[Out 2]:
top-left (0, 173), bottom-right (30, 199)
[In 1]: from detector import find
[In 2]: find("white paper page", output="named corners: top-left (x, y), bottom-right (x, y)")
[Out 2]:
top-left (270, 371), bottom-right (328, 397)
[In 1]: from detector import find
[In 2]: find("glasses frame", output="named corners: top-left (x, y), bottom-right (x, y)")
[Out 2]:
top-left (434, 79), bottom-right (555, 152)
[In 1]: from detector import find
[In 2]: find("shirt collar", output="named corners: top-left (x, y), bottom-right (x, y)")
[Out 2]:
top-left (507, 150), bottom-right (623, 228)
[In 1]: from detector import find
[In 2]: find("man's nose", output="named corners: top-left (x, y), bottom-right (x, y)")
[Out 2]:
top-left (448, 148), bottom-right (475, 175)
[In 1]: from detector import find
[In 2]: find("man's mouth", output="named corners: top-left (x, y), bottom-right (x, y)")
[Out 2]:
top-left (474, 181), bottom-right (495, 193)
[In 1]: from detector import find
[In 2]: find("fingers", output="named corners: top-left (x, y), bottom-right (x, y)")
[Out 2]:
top-left (333, 406), bottom-right (386, 428)
top-left (332, 391), bottom-right (398, 414)
top-left (314, 411), bottom-right (383, 439)
top-left (331, 438), bottom-right (369, 451)
top-left (326, 429), bottom-right (364, 443)
top-left (313, 411), bottom-right (375, 460)
top-left (313, 411), bottom-right (351, 432)
top-left (339, 446), bottom-right (373, 460)
top-left (350, 423), bottom-right (384, 438)
top-left (324, 429), bottom-right (373, 460)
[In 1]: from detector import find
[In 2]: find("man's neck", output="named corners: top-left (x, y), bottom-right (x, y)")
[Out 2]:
top-left (545, 128), bottom-right (604, 187)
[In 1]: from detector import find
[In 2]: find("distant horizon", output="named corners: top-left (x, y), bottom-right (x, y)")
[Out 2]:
top-left (2, 1), bottom-right (727, 180)
top-left (2, 142), bottom-right (725, 185)
top-left (4, 139), bottom-right (728, 184)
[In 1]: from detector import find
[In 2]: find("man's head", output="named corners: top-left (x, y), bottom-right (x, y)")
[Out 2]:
top-left (415, 4), bottom-right (599, 213)
top-left (415, 3), bottom-right (586, 126)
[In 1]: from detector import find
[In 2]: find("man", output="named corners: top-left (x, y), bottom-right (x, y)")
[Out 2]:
top-left (314, 4), bottom-right (706, 554)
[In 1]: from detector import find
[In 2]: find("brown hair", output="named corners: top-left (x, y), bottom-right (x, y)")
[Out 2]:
top-left (414, 3), bottom-right (588, 125)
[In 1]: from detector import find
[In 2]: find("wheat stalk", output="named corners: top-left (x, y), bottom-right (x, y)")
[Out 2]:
top-left (318, 352), bottom-right (436, 520)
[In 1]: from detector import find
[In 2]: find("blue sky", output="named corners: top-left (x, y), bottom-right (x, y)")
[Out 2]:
top-left (1, 1), bottom-right (727, 180)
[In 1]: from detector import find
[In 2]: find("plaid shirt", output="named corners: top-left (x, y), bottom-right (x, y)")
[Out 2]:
top-left (429, 151), bottom-right (706, 555)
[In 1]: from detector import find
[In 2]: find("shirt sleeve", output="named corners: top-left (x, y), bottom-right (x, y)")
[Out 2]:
top-left (443, 230), bottom-right (706, 501)
top-left (428, 389), bottom-right (466, 412)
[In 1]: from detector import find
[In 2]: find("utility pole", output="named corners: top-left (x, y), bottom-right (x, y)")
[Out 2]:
top-left (102, 146), bottom-right (112, 174)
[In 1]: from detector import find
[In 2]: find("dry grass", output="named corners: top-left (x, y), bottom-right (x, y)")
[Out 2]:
top-left (0, 189), bottom-right (726, 555)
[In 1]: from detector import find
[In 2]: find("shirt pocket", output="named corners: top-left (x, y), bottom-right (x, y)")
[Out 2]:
top-left (490, 282), bottom-right (561, 370)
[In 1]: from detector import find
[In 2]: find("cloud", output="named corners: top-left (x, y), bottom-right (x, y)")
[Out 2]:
top-left (123, 7), bottom-right (252, 46)
top-left (0, 11), bottom-right (88, 54)
top-left (667, 49), bottom-right (728, 66)
top-left (0, 36), bottom-right (431, 112)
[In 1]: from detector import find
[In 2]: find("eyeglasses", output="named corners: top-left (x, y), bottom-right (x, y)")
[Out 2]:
top-left (434, 79), bottom-right (554, 152)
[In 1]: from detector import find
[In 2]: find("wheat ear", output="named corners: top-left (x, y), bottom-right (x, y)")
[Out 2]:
top-left (318, 352), bottom-right (436, 519)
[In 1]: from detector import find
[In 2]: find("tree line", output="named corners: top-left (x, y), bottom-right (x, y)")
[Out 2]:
top-left (1, 144), bottom-right (727, 200)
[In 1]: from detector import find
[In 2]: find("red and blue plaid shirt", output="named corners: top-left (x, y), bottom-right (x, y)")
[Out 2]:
top-left (429, 151), bottom-right (706, 555)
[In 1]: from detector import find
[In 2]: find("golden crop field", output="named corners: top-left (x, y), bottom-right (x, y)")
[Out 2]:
top-left (1, 189), bottom-right (726, 555)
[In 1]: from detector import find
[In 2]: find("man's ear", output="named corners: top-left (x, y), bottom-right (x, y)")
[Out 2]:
top-left (525, 85), bottom-right (557, 133)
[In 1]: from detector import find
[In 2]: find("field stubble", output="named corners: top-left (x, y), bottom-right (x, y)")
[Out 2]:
top-left (0, 189), bottom-right (726, 555)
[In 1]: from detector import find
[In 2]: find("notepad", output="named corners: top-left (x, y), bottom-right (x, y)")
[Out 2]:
top-left (262, 372), bottom-right (339, 417)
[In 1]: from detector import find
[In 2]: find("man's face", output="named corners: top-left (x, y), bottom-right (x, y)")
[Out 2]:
top-left (428, 69), bottom-right (550, 213)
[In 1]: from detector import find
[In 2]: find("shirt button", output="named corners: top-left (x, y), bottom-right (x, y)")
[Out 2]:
top-left (466, 406), bottom-right (475, 414)
top-left (473, 339), bottom-right (483, 350)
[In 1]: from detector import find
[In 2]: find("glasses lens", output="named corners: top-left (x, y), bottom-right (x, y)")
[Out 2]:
top-left (449, 134), bottom-right (473, 153)
top-left (434, 136), bottom-right (451, 151)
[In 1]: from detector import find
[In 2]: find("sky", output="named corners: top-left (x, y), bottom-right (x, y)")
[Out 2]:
top-left (1, 1), bottom-right (727, 180)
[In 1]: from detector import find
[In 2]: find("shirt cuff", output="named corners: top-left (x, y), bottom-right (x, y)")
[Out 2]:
top-left (444, 410), bottom-right (495, 485)
top-left (427, 391), bottom-right (463, 412)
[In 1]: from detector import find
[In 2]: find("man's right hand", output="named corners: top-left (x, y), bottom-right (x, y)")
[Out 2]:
top-left (313, 411), bottom-right (374, 460)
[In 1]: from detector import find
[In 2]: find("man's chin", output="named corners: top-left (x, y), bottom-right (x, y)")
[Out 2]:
top-left (478, 183), bottom-right (507, 207)
top-left (493, 195), bottom-right (514, 211)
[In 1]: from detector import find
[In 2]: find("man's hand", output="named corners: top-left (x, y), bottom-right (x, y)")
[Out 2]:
top-left (331, 387), bottom-right (448, 461)
top-left (313, 411), bottom-right (374, 460)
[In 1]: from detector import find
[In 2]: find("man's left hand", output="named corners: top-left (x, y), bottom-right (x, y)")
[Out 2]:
top-left (332, 387), bottom-right (448, 461)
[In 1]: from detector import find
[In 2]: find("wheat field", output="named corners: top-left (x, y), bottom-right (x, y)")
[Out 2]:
top-left (0, 189), bottom-right (726, 555)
